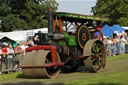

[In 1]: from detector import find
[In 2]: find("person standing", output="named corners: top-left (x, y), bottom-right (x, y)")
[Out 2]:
top-left (13, 44), bottom-right (23, 72)
top-left (27, 40), bottom-right (33, 47)
top-left (120, 34), bottom-right (126, 54)
top-left (7, 44), bottom-right (14, 72)
top-left (116, 35), bottom-right (121, 54)
top-left (20, 41), bottom-right (28, 55)
top-left (112, 37), bottom-right (117, 56)
top-left (0, 44), bottom-right (2, 75)
top-left (103, 36), bottom-right (107, 48)
top-left (0, 44), bottom-right (8, 74)
top-left (106, 36), bottom-right (112, 56)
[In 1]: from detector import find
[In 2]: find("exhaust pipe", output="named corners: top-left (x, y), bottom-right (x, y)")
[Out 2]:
top-left (48, 8), bottom-right (53, 33)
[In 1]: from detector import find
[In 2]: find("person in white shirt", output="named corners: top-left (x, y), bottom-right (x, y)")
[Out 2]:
top-left (120, 35), bottom-right (126, 54)
top-left (20, 41), bottom-right (28, 55)
top-left (7, 44), bottom-right (14, 72)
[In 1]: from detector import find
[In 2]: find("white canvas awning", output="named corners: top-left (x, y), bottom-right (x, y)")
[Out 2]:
top-left (123, 27), bottom-right (128, 30)
top-left (0, 28), bottom-right (48, 41)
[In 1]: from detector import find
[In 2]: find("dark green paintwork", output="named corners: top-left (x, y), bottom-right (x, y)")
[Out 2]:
top-left (55, 12), bottom-right (109, 22)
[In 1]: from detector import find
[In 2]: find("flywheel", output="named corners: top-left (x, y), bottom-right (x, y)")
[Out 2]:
top-left (76, 25), bottom-right (91, 49)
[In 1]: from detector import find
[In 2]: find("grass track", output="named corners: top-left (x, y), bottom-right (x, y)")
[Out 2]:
top-left (0, 53), bottom-right (128, 85)
top-left (65, 69), bottom-right (128, 85)
top-left (0, 72), bottom-right (23, 81)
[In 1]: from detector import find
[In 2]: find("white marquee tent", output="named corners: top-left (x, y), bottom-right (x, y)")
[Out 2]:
top-left (0, 28), bottom-right (48, 41)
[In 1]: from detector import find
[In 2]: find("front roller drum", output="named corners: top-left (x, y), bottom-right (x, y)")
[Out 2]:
top-left (22, 50), bottom-right (61, 79)
top-left (83, 39), bottom-right (107, 72)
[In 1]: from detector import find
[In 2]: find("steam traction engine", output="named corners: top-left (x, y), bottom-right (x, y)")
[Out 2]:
top-left (21, 9), bottom-right (108, 79)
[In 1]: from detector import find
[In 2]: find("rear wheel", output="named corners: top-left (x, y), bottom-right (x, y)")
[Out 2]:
top-left (83, 39), bottom-right (106, 72)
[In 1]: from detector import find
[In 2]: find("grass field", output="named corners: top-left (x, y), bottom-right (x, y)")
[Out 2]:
top-left (0, 72), bottom-right (22, 81)
top-left (65, 68), bottom-right (128, 85)
top-left (0, 53), bottom-right (128, 85)
top-left (107, 53), bottom-right (128, 61)
top-left (65, 54), bottom-right (128, 85)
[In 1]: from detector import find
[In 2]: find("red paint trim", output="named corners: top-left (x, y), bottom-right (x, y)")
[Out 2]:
top-left (53, 18), bottom-right (62, 33)
top-left (59, 18), bottom-right (62, 33)
top-left (25, 45), bottom-right (57, 63)
top-left (96, 26), bottom-right (102, 40)
top-left (45, 62), bottom-right (63, 67)
top-left (20, 62), bottom-right (64, 69)
top-left (78, 56), bottom-right (90, 59)
top-left (51, 46), bottom-right (56, 62)
top-left (21, 66), bottom-right (44, 69)
top-left (53, 19), bottom-right (60, 30)
top-left (75, 22), bottom-right (79, 29)
top-left (72, 22), bottom-right (79, 29)
top-left (78, 56), bottom-right (85, 58)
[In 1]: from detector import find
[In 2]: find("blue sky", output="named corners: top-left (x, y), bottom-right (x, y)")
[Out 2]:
top-left (56, 0), bottom-right (96, 15)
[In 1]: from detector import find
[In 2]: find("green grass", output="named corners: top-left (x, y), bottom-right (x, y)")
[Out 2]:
top-left (65, 69), bottom-right (128, 85)
top-left (107, 53), bottom-right (128, 61)
top-left (63, 54), bottom-right (128, 85)
top-left (0, 72), bottom-right (23, 81)
top-left (0, 53), bottom-right (128, 83)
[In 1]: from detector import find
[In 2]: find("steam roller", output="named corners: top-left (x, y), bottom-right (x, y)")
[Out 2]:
top-left (21, 8), bottom-right (108, 79)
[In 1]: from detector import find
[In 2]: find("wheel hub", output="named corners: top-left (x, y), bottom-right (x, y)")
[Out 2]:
top-left (95, 53), bottom-right (99, 58)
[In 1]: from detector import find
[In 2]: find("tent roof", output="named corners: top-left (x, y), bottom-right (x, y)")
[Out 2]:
top-left (122, 27), bottom-right (128, 30)
top-left (0, 28), bottom-right (48, 41)
top-left (111, 25), bottom-right (125, 33)
top-left (0, 35), bottom-right (16, 42)
top-left (101, 24), bottom-right (113, 38)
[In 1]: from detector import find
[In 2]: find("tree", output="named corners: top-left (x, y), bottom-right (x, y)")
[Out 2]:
top-left (0, 0), bottom-right (58, 32)
top-left (92, 0), bottom-right (128, 26)
top-left (1, 14), bottom-right (28, 31)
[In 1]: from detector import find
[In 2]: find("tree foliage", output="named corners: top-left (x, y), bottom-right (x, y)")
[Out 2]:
top-left (92, 0), bottom-right (128, 26)
top-left (0, 0), bottom-right (58, 32)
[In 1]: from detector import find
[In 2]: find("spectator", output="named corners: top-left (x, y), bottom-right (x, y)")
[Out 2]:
top-left (124, 33), bottom-right (128, 40)
top-left (103, 32), bottom-right (128, 56)
top-left (0, 44), bottom-right (2, 75)
top-left (27, 40), bottom-right (33, 47)
top-left (0, 44), bottom-right (2, 59)
top-left (112, 37), bottom-right (117, 56)
top-left (103, 36), bottom-right (107, 48)
top-left (106, 36), bottom-right (112, 56)
top-left (7, 44), bottom-right (14, 72)
top-left (13, 44), bottom-right (23, 72)
top-left (120, 34), bottom-right (126, 54)
top-left (116, 35), bottom-right (121, 54)
top-left (0, 43), bottom-right (8, 74)
top-left (19, 41), bottom-right (24, 47)
top-left (20, 41), bottom-right (28, 55)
